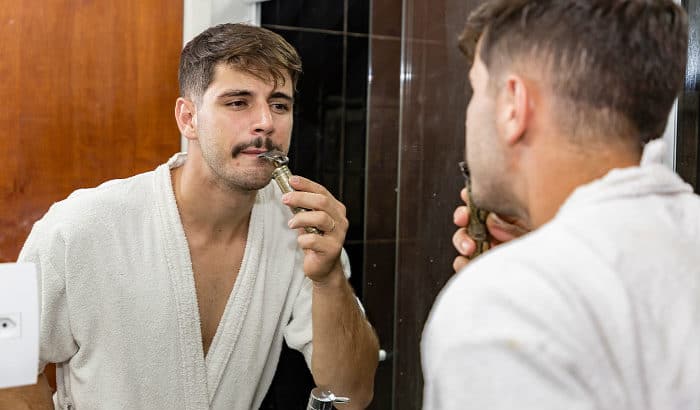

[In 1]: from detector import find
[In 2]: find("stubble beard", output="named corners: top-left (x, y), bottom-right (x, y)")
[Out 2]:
top-left (468, 140), bottom-right (523, 219)
top-left (200, 138), bottom-right (280, 193)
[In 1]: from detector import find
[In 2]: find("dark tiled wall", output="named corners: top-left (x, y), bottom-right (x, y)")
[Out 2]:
top-left (363, 0), bottom-right (402, 408)
top-left (261, 0), bottom-right (370, 298)
top-left (391, 0), bottom-right (482, 408)
top-left (259, 1), bottom-right (370, 409)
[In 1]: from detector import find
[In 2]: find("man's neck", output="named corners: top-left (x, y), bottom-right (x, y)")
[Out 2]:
top-left (171, 156), bottom-right (258, 244)
top-left (525, 141), bottom-right (642, 229)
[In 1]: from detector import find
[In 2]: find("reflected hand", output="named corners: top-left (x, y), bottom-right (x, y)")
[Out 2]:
top-left (452, 188), bottom-right (529, 272)
top-left (283, 176), bottom-right (348, 283)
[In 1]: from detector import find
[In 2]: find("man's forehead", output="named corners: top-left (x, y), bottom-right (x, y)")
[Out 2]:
top-left (210, 63), bottom-right (293, 94)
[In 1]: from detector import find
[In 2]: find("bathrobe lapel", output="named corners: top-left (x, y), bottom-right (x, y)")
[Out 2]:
top-left (154, 156), bottom-right (210, 409)
top-left (156, 154), bottom-right (277, 406)
top-left (204, 190), bottom-right (264, 401)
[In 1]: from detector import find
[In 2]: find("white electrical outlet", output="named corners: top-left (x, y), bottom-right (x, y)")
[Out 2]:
top-left (0, 312), bottom-right (21, 339)
top-left (0, 263), bottom-right (38, 389)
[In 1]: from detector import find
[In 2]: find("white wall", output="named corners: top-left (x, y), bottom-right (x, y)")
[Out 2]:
top-left (180, 0), bottom-right (270, 151)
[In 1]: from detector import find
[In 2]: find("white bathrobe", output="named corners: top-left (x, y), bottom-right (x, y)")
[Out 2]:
top-left (422, 140), bottom-right (700, 410)
top-left (19, 153), bottom-right (347, 409)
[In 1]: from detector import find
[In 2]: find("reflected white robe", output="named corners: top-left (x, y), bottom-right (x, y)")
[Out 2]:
top-left (422, 140), bottom-right (700, 410)
top-left (19, 153), bottom-right (339, 409)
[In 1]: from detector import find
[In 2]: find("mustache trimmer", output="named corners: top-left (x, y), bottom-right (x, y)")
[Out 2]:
top-left (459, 161), bottom-right (490, 259)
top-left (258, 150), bottom-right (321, 235)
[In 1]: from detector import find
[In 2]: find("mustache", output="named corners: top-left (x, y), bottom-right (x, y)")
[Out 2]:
top-left (231, 137), bottom-right (283, 157)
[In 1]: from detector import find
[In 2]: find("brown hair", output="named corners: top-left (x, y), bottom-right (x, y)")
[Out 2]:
top-left (459, 0), bottom-right (688, 144)
top-left (179, 23), bottom-right (302, 100)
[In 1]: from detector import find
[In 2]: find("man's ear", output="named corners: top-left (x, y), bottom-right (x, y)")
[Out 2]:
top-left (498, 74), bottom-right (530, 146)
top-left (175, 97), bottom-right (197, 140)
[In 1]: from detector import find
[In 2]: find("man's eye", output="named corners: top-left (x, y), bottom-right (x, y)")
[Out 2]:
top-left (271, 103), bottom-right (290, 113)
top-left (226, 100), bottom-right (247, 108)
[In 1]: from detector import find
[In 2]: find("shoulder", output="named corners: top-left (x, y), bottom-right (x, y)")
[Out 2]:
top-left (426, 235), bottom-right (566, 333)
top-left (433, 222), bottom-right (583, 314)
top-left (422, 224), bottom-right (592, 369)
top-left (32, 167), bottom-right (161, 239)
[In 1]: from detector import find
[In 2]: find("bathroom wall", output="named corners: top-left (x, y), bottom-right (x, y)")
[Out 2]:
top-left (0, 1), bottom-right (182, 262)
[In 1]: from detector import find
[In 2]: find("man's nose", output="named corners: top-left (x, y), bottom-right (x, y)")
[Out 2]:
top-left (253, 104), bottom-right (274, 134)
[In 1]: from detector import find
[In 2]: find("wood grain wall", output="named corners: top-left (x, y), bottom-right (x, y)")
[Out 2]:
top-left (0, 0), bottom-right (183, 262)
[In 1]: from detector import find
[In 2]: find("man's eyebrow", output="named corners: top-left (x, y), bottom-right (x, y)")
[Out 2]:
top-left (270, 91), bottom-right (294, 103)
top-left (217, 89), bottom-right (252, 99)
top-left (216, 89), bottom-right (293, 103)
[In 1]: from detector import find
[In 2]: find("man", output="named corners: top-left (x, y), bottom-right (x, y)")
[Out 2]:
top-left (4, 23), bottom-right (378, 409)
top-left (422, 1), bottom-right (700, 409)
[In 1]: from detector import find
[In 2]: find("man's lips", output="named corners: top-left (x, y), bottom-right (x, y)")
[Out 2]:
top-left (239, 148), bottom-right (267, 155)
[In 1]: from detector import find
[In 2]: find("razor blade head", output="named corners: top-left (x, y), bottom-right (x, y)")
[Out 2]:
top-left (258, 150), bottom-right (290, 167)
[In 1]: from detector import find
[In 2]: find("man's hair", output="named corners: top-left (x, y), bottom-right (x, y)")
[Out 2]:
top-left (179, 23), bottom-right (302, 100)
top-left (459, 0), bottom-right (688, 144)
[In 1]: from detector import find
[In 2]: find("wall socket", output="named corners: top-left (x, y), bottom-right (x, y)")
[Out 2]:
top-left (0, 312), bottom-right (21, 339)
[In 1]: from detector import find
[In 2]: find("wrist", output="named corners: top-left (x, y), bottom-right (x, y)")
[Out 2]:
top-left (311, 263), bottom-right (346, 289)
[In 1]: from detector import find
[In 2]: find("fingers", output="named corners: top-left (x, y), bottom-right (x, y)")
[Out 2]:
top-left (294, 213), bottom-right (344, 280)
top-left (452, 188), bottom-right (474, 273)
top-left (453, 255), bottom-right (470, 273)
top-left (460, 187), bottom-right (468, 204)
top-left (453, 204), bottom-right (470, 228)
top-left (282, 190), bottom-right (347, 238)
top-left (452, 227), bottom-right (475, 273)
top-left (289, 175), bottom-right (330, 197)
top-left (452, 227), bottom-right (475, 256)
top-left (283, 190), bottom-right (334, 213)
top-left (288, 209), bottom-right (346, 236)
top-left (297, 230), bottom-right (344, 254)
top-left (284, 177), bottom-right (345, 219)
top-left (283, 177), bottom-right (347, 281)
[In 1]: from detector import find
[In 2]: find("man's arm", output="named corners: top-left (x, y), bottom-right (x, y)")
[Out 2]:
top-left (0, 373), bottom-right (55, 409)
top-left (310, 263), bottom-right (379, 409)
top-left (284, 176), bottom-right (379, 409)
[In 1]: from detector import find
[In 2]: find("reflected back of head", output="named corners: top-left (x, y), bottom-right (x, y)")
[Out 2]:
top-left (459, 0), bottom-right (688, 146)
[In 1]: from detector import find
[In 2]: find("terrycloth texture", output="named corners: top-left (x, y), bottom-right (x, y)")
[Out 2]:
top-left (422, 140), bottom-right (700, 410)
top-left (19, 153), bottom-right (350, 409)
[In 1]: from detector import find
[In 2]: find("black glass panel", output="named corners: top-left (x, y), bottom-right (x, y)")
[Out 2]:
top-left (344, 35), bottom-right (369, 244)
top-left (261, 0), bottom-right (344, 31)
top-left (348, 0), bottom-right (371, 34)
top-left (258, 342), bottom-right (314, 410)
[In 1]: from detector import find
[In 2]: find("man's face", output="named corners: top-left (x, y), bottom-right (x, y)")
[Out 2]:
top-left (465, 51), bottom-right (518, 216)
top-left (193, 64), bottom-right (294, 191)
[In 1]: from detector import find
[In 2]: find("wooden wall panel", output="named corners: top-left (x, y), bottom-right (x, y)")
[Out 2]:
top-left (0, 0), bottom-right (183, 262)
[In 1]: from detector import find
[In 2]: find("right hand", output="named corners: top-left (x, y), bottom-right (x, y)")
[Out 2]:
top-left (452, 188), bottom-right (529, 272)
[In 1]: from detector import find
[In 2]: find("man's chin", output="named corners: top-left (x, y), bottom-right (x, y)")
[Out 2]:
top-left (230, 175), bottom-right (273, 192)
